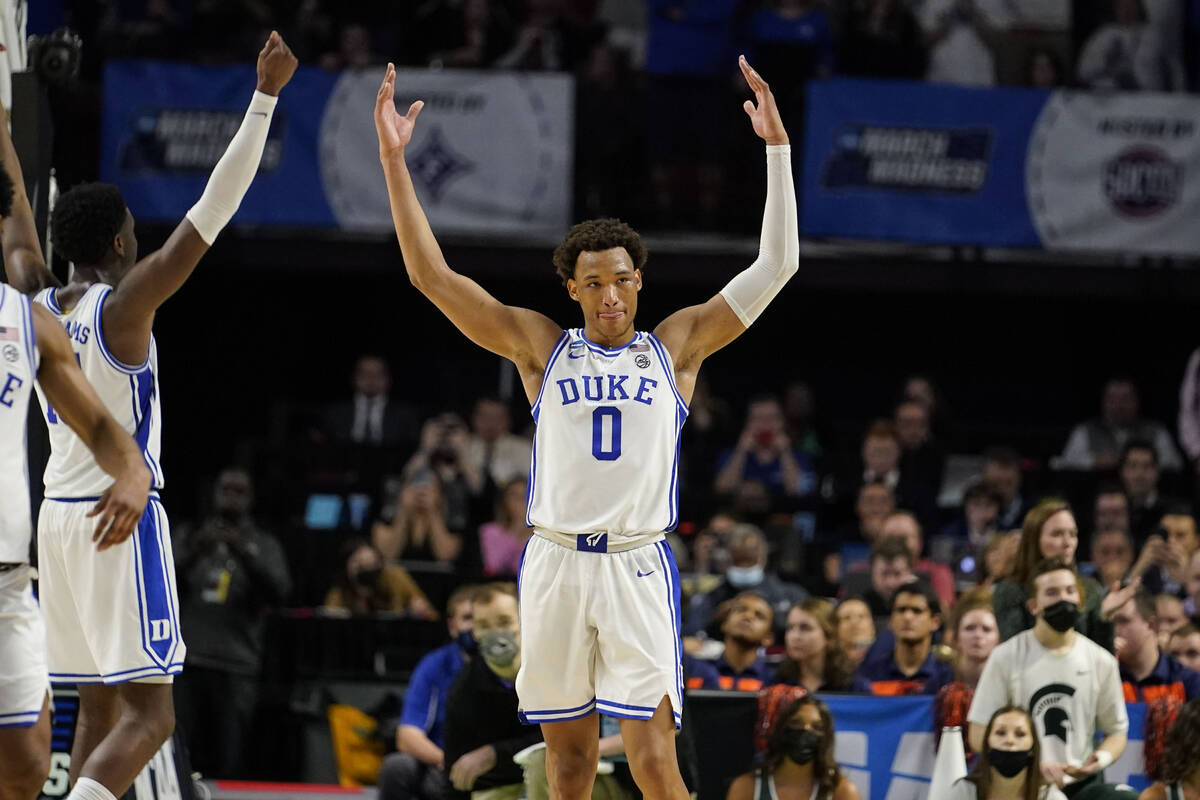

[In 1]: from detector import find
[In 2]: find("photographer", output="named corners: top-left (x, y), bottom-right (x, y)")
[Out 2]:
top-left (714, 395), bottom-right (817, 500)
top-left (372, 469), bottom-right (463, 565)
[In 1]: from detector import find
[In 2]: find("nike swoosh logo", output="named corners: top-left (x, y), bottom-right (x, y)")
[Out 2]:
top-left (637, 569), bottom-right (655, 578)
top-left (250, 111), bottom-right (268, 118)
top-left (568, 352), bottom-right (584, 359)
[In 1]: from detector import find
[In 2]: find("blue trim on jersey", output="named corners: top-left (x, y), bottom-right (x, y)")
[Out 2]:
top-left (578, 329), bottom-right (641, 356)
top-left (20, 293), bottom-right (38, 371)
top-left (45, 287), bottom-right (64, 315)
top-left (524, 438), bottom-right (539, 528)
top-left (0, 282), bottom-right (8, 314)
top-left (49, 663), bottom-right (184, 684)
top-left (92, 286), bottom-right (150, 375)
top-left (645, 335), bottom-right (688, 414)
top-left (666, 405), bottom-right (685, 531)
top-left (527, 333), bottom-right (570, 526)
top-left (515, 535), bottom-right (532, 604)
top-left (131, 498), bottom-right (181, 668)
top-left (128, 367), bottom-right (163, 485)
top-left (530, 331), bottom-right (570, 422)
top-left (655, 541), bottom-right (685, 707)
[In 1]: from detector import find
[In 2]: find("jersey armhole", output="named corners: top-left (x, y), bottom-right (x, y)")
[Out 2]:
top-left (92, 285), bottom-right (150, 375)
top-left (529, 330), bottom-right (570, 421)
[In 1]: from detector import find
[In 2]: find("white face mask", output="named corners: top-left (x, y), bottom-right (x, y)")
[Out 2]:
top-left (727, 565), bottom-right (764, 588)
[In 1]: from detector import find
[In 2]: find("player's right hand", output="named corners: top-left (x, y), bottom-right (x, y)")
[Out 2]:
top-left (88, 466), bottom-right (151, 551)
top-left (375, 63), bottom-right (424, 160)
top-left (256, 31), bottom-right (298, 97)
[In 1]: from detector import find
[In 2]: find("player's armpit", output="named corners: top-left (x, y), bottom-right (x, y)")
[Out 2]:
top-left (654, 294), bottom-right (745, 373)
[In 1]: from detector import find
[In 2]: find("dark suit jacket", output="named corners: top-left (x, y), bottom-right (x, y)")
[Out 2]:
top-left (323, 400), bottom-right (419, 450)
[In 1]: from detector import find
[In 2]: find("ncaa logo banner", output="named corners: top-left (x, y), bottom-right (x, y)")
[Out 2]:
top-left (100, 61), bottom-right (573, 237)
top-left (802, 79), bottom-right (1200, 256)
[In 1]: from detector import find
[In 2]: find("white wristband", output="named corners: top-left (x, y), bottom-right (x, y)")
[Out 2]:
top-left (1092, 749), bottom-right (1113, 770)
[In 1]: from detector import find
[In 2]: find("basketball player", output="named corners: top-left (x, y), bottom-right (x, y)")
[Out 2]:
top-left (0, 33), bottom-right (296, 800)
top-left (375, 56), bottom-right (797, 800)
top-left (0, 176), bottom-right (151, 798)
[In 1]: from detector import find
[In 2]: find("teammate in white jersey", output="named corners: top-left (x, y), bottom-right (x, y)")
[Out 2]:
top-left (0, 33), bottom-right (296, 800)
top-left (0, 155), bottom-right (150, 800)
top-left (375, 56), bottom-right (798, 800)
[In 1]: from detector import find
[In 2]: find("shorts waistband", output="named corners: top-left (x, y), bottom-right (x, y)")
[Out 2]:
top-left (45, 492), bottom-right (161, 504)
top-left (533, 528), bottom-right (665, 553)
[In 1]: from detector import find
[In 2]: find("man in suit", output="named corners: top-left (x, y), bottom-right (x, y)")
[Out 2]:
top-left (325, 354), bottom-right (419, 449)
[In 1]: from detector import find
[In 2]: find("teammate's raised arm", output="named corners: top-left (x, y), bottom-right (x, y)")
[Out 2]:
top-left (654, 56), bottom-right (799, 398)
top-left (0, 110), bottom-right (59, 294)
top-left (30, 303), bottom-right (150, 549)
top-left (374, 64), bottom-right (560, 383)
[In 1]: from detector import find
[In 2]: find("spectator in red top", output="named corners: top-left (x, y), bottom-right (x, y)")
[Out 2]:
top-left (880, 511), bottom-right (956, 613)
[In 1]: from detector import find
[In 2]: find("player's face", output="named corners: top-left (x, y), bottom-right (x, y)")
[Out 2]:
top-left (785, 608), bottom-right (827, 662)
top-left (988, 710), bottom-right (1034, 754)
top-left (1169, 632), bottom-right (1200, 672)
top-left (566, 248), bottom-right (641, 342)
top-left (956, 608), bottom-right (999, 662)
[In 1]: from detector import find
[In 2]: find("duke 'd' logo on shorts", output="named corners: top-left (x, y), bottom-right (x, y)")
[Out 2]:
top-left (1104, 146), bottom-right (1182, 218)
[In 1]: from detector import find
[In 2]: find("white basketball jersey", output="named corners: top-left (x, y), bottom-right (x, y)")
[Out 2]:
top-left (33, 284), bottom-right (164, 498)
top-left (526, 329), bottom-right (688, 548)
top-left (0, 284), bottom-right (38, 562)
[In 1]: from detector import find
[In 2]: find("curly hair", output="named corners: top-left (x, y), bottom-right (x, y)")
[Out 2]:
top-left (551, 218), bottom-right (646, 285)
top-left (1162, 697), bottom-right (1200, 783)
top-left (0, 165), bottom-right (13, 219)
top-left (50, 182), bottom-right (127, 265)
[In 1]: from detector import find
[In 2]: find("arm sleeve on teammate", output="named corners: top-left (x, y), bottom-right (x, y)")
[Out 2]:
top-left (184, 90), bottom-right (277, 244)
top-left (718, 145), bottom-right (799, 327)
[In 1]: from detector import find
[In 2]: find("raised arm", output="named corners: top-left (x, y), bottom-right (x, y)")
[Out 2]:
top-left (103, 32), bottom-right (297, 349)
top-left (374, 64), bottom-right (561, 387)
top-left (0, 110), bottom-right (60, 293)
top-left (655, 56), bottom-right (798, 400)
top-left (32, 303), bottom-right (150, 549)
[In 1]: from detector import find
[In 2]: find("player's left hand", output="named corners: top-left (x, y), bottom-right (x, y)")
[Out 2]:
top-left (449, 744), bottom-right (497, 791)
top-left (89, 467), bottom-right (151, 551)
top-left (739, 55), bottom-right (788, 146)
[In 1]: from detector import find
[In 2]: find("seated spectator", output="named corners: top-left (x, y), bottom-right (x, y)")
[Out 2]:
top-left (935, 588), bottom-right (1000, 759)
top-left (1088, 529), bottom-right (1134, 588)
top-left (992, 499), bottom-right (1135, 651)
top-left (1135, 509), bottom-right (1200, 597)
top-left (726, 693), bottom-right (861, 800)
top-left (918, 0), bottom-right (1002, 86)
top-left (494, 0), bottom-right (606, 72)
top-left (405, 413), bottom-right (486, 532)
top-left (442, 582), bottom-right (544, 797)
top-left (1168, 625), bottom-right (1200, 672)
top-left (714, 395), bottom-right (817, 501)
top-left (686, 524), bottom-right (807, 643)
top-left (373, 469), bottom-right (464, 564)
top-left (895, 401), bottom-right (946, 522)
top-left (1024, 45), bottom-right (1066, 86)
top-left (852, 580), bottom-right (953, 696)
top-left (938, 480), bottom-right (1002, 556)
top-left (854, 420), bottom-right (937, 525)
top-left (1187, 550), bottom-right (1200, 618)
top-left (174, 467), bottom-right (292, 779)
top-left (708, 591), bottom-right (778, 691)
top-left (323, 354), bottom-right (419, 450)
top-left (1059, 378), bottom-right (1182, 472)
top-left (1094, 484), bottom-right (1132, 536)
top-left (840, 536), bottom-right (917, 629)
top-left (378, 585), bottom-right (476, 800)
top-left (844, 480), bottom-right (897, 548)
top-left (841, 0), bottom-right (927, 79)
top-left (323, 538), bottom-right (438, 618)
top-left (878, 511), bottom-right (956, 613)
top-left (775, 599), bottom-right (853, 693)
top-left (690, 511), bottom-right (740, 581)
top-left (949, 705), bottom-right (1067, 800)
top-left (1121, 442), bottom-right (1183, 543)
top-left (1077, 0), bottom-right (1184, 91)
top-left (1157, 595), bottom-right (1189, 647)
top-left (319, 22), bottom-right (380, 71)
top-left (968, 559), bottom-right (1135, 800)
top-left (466, 396), bottom-right (532, 488)
top-left (984, 447), bottom-right (1028, 530)
top-left (782, 380), bottom-right (823, 459)
top-left (981, 530), bottom-right (1021, 590)
top-left (1114, 590), bottom-right (1200, 703)
top-left (835, 597), bottom-right (877, 670)
top-left (478, 478), bottom-right (532, 577)
top-left (1137, 698), bottom-right (1200, 800)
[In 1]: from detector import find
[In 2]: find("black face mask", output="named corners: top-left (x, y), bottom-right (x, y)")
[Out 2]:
top-left (353, 566), bottom-right (383, 588)
top-left (1041, 600), bottom-right (1079, 633)
top-left (988, 747), bottom-right (1033, 778)
top-left (780, 728), bottom-right (821, 766)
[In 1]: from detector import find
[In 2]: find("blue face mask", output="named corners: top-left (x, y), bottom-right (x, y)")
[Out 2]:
top-left (455, 630), bottom-right (477, 654)
top-left (727, 565), bottom-right (764, 588)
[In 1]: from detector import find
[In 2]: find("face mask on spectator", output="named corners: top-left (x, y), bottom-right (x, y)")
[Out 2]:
top-left (780, 728), bottom-right (820, 765)
top-left (455, 630), bottom-right (477, 654)
top-left (1041, 600), bottom-right (1079, 633)
top-left (353, 566), bottom-right (383, 588)
top-left (727, 565), bottom-right (764, 588)
top-left (988, 746), bottom-right (1033, 778)
top-left (478, 630), bottom-right (519, 667)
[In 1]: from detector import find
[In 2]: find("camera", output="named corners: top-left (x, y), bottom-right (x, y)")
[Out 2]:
top-left (27, 28), bottom-right (83, 87)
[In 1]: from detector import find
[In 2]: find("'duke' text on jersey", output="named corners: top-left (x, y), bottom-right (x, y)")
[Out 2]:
top-left (557, 375), bottom-right (658, 406)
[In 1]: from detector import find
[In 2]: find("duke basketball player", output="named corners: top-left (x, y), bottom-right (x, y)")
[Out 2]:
top-left (0, 175), bottom-right (150, 798)
top-left (0, 33), bottom-right (296, 800)
top-left (375, 56), bottom-right (799, 800)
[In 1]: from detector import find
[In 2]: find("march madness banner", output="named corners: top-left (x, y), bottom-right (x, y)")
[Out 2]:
top-left (100, 61), bottom-right (573, 237)
top-left (802, 79), bottom-right (1200, 256)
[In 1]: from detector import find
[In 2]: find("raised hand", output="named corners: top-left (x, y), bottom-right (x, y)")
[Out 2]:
top-left (739, 55), bottom-right (788, 146)
top-left (256, 31), bottom-right (298, 97)
top-left (1100, 575), bottom-right (1141, 621)
top-left (375, 63), bottom-right (425, 160)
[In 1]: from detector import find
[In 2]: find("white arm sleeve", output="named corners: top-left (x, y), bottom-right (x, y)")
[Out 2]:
top-left (184, 90), bottom-right (277, 245)
top-left (718, 145), bottom-right (800, 327)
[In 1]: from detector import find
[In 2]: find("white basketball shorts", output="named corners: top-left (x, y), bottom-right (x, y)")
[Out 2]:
top-left (38, 496), bottom-right (185, 684)
top-left (0, 566), bottom-right (48, 726)
top-left (515, 534), bottom-right (683, 727)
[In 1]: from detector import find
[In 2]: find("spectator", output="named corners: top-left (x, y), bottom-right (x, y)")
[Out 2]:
top-left (992, 499), bottom-right (1135, 651)
top-left (714, 395), bottom-right (817, 500)
top-left (895, 401), bottom-right (946, 518)
top-left (782, 380), bottom-right (823, 459)
top-left (478, 478), bottom-right (532, 578)
top-left (494, 0), bottom-right (606, 71)
top-left (775, 599), bottom-right (854, 693)
top-left (902, 375), bottom-right (942, 423)
top-left (1137, 698), bottom-right (1200, 800)
top-left (1113, 589), bottom-right (1200, 703)
top-left (1186, 549), bottom-right (1200, 618)
top-left (1077, 0), bottom-right (1184, 91)
top-left (918, 0), bottom-right (1002, 86)
top-left (949, 705), bottom-right (1068, 800)
top-left (465, 396), bottom-right (532, 488)
top-left (968, 559), bottom-right (1134, 799)
top-left (937, 482), bottom-right (1003, 591)
top-left (878, 511), bottom-right (956, 613)
top-left (1024, 45), bottom-right (1065, 86)
top-left (1157, 595), bottom-right (1189, 647)
top-left (378, 585), bottom-right (477, 800)
top-left (1095, 485), bottom-right (1132, 537)
top-left (847, 481), bottom-right (897, 547)
top-left (174, 467), bottom-right (292, 778)
top-left (986, 0), bottom-right (1072, 87)
top-left (1168, 625), bottom-right (1200, 672)
top-left (442, 582), bottom-right (544, 797)
top-left (1059, 378), bottom-right (1182, 472)
top-left (1088, 529), bottom-right (1134, 588)
top-left (708, 591), bottom-right (778, 691)
top-left (981, 530), bottom-right (1021, 589)
top-left (842, 536), bottom-right (918, 629)
top-left (984, 447), bottom-right (1027, 530)
top-left (686, 524), bottom-right (808, 642)
top-left (835, 597), bottom-right (877, 670)
top-left (841, 0), bottom-right (927, 79)
top-left (852, 580), bottom-right (953, 696)
top-left (1130, 509), bottom-right (1197, 597)
top-left (726, 694), bottom-right (861, 800)
top-left (420, 0), bottom-right (517, 68)
top-left (373, 469), bottom-right (464, 564)
top-left (934, 589), bottom-right (1000, 760)
top-left (405, 413), bottom-right (487, 533)
top-left (324, 354), bottom-right (420, 450)
top-left (319, 22), bottom-right (379, 71)
top-left (1121, 442), bottom-right (1180, 544)
top-left (323, 538), bottom-right (438, 618)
